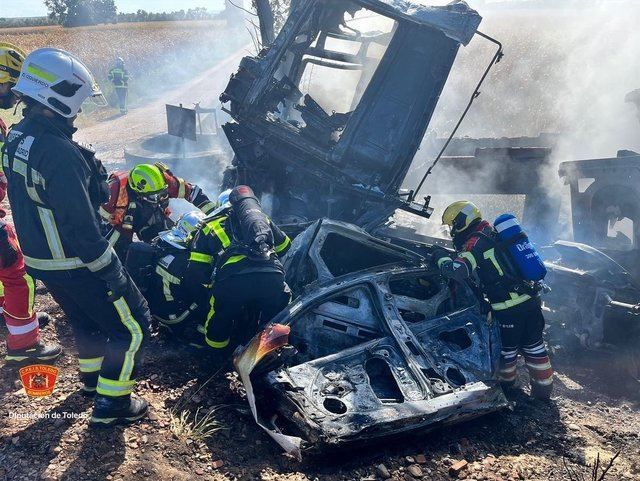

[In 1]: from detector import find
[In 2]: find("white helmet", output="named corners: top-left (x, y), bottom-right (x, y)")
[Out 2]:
top-left (218, 189), bottom-right (232, 206)
top-left (158, 210), bottom-right (205, 249)
top-left (12, 47), bottom-right (106, 118)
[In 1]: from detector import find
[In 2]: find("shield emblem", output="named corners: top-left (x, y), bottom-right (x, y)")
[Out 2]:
top-left (19, 364), bottom-right (59, 397)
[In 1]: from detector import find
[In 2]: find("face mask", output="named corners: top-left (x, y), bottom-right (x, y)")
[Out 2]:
top-left (140, 190), bottom-right (169, 208)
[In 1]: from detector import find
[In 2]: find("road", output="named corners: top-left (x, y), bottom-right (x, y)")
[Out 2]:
top-left (75, 47), bottom-right (248, 167)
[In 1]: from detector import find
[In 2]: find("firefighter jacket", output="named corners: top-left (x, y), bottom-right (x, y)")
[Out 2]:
top-left (435, 220), bottom-right (531, 311)
top-left (193, 210), bottom-right (292, 283)
top-left (108, 67), bottom-right (129, 89)
top-left (100, 170), bottom-right (217, 245)
top-left (1, 111), bottom-right (117, 281)
top-left (150, 234), bottom-right (217, 325)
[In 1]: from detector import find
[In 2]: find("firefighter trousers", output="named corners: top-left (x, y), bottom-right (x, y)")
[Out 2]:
top-left (115, 87), bottom-right (128, 114)
top-left (1, 223), bottom-right (39, 351)
top-left (44, 271), bottom-right (151, 397)
top-left (204, 272), bottom-right (291, 350)
top-left (494, 297), bottom-right (554, 389)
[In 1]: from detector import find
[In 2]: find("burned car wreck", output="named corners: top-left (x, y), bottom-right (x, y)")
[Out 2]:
top-left (541, 241), bottom-right (640, 351)
top-left (234, 220), bottom-right (508, 457)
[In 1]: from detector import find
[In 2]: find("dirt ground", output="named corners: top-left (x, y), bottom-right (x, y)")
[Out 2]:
top-left (1, 289), bottom-right (639, 481)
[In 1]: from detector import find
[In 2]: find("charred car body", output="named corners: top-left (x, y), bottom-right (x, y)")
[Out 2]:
top-left (235, 220), bottom-right (507, 457)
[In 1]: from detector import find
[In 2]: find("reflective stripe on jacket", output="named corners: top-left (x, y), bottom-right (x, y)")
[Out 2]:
top-left (193, 213), bottom-right (292, 281)
top-left (108, 68), bottom-right (129, 88)
top-left (437, 220), bottom-right (530, 310)
top-left (2, 112), bottom-right (117, 280)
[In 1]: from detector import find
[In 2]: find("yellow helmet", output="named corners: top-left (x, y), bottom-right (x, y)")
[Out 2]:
top-left (442, 200), bottom-right (482, 236)
top-left (0, 42), bottom-right (26, 85)
top-left (128, 164), bottom-right (168, 197)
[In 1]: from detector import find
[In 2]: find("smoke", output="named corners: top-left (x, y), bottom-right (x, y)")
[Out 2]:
top-left (406, 1), bottom-right (640, 239)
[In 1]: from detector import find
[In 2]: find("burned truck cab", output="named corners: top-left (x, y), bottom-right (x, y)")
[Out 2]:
top-left (559, 152), bottom-right (640, 280)
top-left (543, 152), bottom-right (640, 352)
top-left (222, 3), bottom-right (513, 456)
top-left (220, 0), bottom-right (482, 229)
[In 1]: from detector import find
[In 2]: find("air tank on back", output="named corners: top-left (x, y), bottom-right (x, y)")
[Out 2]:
top-left (494, 213), bottom-right (547, 282)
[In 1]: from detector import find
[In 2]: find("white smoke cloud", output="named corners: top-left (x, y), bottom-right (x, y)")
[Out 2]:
top-left (405, 1), bottom-right (640, 239)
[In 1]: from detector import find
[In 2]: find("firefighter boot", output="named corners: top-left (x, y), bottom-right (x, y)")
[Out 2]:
top-left (5, 341), bottom-right (62, 364)
top-left (530, 380), bottom-right (553, 401)
top-left (79, 372), bottom-right (98, 397)
top-left (90, 394), bottom-right (148, 427)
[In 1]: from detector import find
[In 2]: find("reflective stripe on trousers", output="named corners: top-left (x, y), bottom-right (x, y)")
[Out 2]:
top-left (204, 295), bottom-right (229, 349)
top-left (79, 356), bottom-right (104, 373)
top-left (95, 297), bottom-right (144, 397)
top-left (96, 377), bottom-right (135, 397)
top-left (113, 297), bottom-right (143, 383)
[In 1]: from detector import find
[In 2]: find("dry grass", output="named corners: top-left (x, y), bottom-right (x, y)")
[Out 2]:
top-left (0, 20), bottom-right (246, 122)
top-left (1, 21), bottom-right (228, 79)
top-left (169, 406), bottom-right (224, 442)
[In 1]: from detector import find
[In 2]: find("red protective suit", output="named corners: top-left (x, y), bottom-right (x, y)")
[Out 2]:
top-left (0, 118), bottom-right (39, 350)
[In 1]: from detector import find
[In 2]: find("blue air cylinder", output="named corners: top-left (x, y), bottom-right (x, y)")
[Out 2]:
top-left (494, 214), bottom-right (547, 281)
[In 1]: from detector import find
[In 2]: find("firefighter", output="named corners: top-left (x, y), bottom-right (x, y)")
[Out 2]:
top-left (0, 42), bottom-right (60, 364)
top-left (126, 209), bottom-right (218, 346)
top-left (100, 162), bottom-right (218, 259)
top-left (3, 47), bottom-right (151, 426)
top-left (431, 201), bottom-right (554, 400)
top-left (204, 185), bottom-right (292, 352)
top-left (108, 57), bottom-right (129, 115)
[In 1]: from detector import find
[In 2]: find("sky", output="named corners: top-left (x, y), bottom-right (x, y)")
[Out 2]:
top-left (1, 0), bottom-right (228, 18)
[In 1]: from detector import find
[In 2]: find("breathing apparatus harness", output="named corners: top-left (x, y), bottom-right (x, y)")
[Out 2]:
top-left (464, 228), bottom-right (547, 298)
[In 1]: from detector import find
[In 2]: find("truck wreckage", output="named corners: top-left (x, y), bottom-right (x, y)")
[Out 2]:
top-left (218, 0), bottom-right (512, 456)
top-left (218, 0), bottom-right (502, 228)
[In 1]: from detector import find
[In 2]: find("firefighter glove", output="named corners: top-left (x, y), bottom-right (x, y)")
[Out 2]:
top-left (430, 246), bottom-right (451, 268)
top-left (99, 256), bottom-right (130, 302)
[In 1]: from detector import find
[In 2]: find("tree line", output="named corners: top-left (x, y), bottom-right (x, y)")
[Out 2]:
top-left (117, 7), bottom-right (219, 24)
top-left (0, 16), bottom-right (57, 28)
top-left (37, 0), bottom-right (222, 28)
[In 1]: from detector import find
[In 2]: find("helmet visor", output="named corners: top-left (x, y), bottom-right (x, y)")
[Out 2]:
top-left (87, 80), bottom-right (107, 107)
top-left (140, 189), bottom-right (169, 205)
top-left (158, 229), bottom-right (188, 249)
